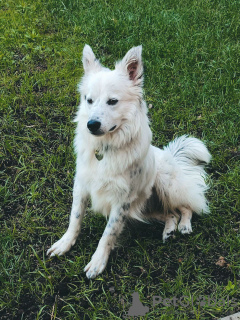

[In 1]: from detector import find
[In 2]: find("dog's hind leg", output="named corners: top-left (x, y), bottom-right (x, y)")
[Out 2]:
top-left (162, 212), bottom-right (180, 242)
top-left (147, 211), bottom-right (180, 242)
top-left (178, 206), bottom-right (193, 234)
top-left (47, 178), bottom-right (88, 257)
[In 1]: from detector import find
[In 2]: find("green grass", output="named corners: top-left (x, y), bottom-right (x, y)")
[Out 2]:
top-left (1, 0), bottom-right (240, 319)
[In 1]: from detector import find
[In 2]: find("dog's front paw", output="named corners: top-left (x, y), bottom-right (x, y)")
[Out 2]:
top-left (47, 232), bottom-right (77, 257)
top-left (84, 247), bottom-right (109, 279)
top-left (178, 221), bottom-right (192, 234)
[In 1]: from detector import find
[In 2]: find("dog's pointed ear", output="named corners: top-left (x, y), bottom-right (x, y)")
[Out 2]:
top-left (82, 45), bottom-right (102, 73)
top-left (116, 45), bottom-right (143, 85)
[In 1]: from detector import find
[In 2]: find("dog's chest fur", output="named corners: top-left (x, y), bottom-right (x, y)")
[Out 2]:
top-left (75, 137), bottom-right (156, 217)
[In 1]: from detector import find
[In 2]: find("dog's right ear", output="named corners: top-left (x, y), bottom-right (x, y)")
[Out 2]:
top-left (82, 45), bottom-right (102, 73)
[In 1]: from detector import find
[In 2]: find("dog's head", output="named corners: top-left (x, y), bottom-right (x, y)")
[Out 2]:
top-left (78, 45), bottom-right (144, 136)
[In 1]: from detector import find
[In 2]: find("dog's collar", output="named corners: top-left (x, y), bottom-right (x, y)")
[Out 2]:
top-left (95, 149), bottom-right (103, 161)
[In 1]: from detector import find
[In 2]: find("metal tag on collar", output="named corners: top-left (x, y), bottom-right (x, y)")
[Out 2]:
top-left (95, 149), bottom-right (103, 161)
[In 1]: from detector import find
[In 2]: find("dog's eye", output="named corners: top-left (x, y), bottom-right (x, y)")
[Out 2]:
top-left (107, 99), bottom-right (118, 106)
top-left (87, 98), bottom-right (93, 104)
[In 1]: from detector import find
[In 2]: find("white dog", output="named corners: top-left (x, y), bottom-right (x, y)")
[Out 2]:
top-left (47, 45), bottom-right (211, 279)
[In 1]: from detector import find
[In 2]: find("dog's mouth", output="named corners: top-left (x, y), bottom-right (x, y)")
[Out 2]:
top-left (89, 130), bottom-right (105, 136)
top-left (109, 125), bottom-right (117, 132)
top-left (88, 125), bottom-right (117, 136)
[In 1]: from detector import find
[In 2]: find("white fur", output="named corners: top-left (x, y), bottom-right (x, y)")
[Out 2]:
top-left (47, 45), bottom-right (211, 279)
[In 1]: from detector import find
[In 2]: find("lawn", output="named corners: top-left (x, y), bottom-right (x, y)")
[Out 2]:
top-left (1, 0), bottom-right (240, 319)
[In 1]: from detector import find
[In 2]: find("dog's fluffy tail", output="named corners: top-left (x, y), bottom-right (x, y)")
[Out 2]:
top-left (163, 135), bottom-right (211, 214)
top-left (165, 135), bottom-right (211, 167)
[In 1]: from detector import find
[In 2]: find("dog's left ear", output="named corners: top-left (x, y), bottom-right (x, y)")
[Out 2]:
top-left (116, 45), bottom-right (143, 85)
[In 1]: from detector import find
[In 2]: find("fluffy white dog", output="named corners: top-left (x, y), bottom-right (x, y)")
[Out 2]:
top-left (47, 45), bottom-right (211, 279)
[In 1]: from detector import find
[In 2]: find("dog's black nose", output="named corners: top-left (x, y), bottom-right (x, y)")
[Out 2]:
top-left (87, 120), bottom-right (101, 133)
